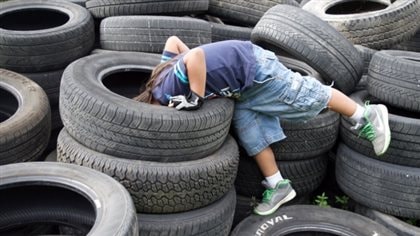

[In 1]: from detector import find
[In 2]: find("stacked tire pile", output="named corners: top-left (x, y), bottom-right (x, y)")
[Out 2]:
top-left (1, 0), bottom-right (420, 235)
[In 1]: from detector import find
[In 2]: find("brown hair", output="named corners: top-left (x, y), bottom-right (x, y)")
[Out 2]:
top-left (133, 58), bottom-right (176, 104)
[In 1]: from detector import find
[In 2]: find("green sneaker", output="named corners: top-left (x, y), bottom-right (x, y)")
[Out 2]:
top-left (254, 179), bottom-right (296, 216)
top-left (358, 102), bottom-right (391, 156)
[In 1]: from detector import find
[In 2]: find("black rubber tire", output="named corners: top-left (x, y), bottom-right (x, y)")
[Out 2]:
top-left (0, 0), bottom-right (94, 72)
top-left (59, 51), bottom-right (234, 162)
top-left (231, 205), bottom-right (396, 236)
top-left (232, 194), bottom-right (310, 228)
top-left (302, 0), bottom-right (420, 50)
top-left (208, 0), bottom-right (299, 26)
top-left (340, 90), bottom-right (420, 167)
top-left (137, 188), bottom-right (235, 235)
top-left (367, 50), bottom-right (420, 112)
top-left (210, 22), bottom-right (252, 42)
top-left (277, 55), bottom-right (323, 82)
top-left (355, 204), bottom-right (420, 236)
top-left (22, 69), bottom-right (63, 106)
top-left (235, 153), bottom-right (327, 197)
top-left (336, 142), bottom-right (420, 219)
top-left (271, 109), bottom-right (340, 160)
top-left (100, 16), bottom-right (211, 53)
top-left (393, 28), bottom-right (420, 52)
top-left (354, 45), bottom-right (376, 91)
top-left (0, 69), bottom-right (51, 164)
top-left (86, 0), bottom-right (209, 18)
top-left (67, 0), bottom-right (86, 7)
top-left (251, 5), bottom-right (363, 95)
top-left (57, 128), bottom-right (239, 214)
top-left (0, 162), bottom-right (138, 235)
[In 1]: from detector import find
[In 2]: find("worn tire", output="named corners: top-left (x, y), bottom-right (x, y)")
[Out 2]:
top-left (60, 51), bottom-right (234, 162)
top-left (208, 0), bottom-right (299, 26)
top-left (355, 204), bottom-right (420, 236)
top-left (57, 128), bottom-right (239, 213)
top-left (235, 153), bottom-right (327, 197)
top-left (22, 69), bottom-right (63, 106)
top-left (210, 22), bottom-right (252, 42)
top-left (340, 90), bottom-right (420, 167)
top-left (272, 109), bottom-right (339, 160)
top-left (367, 50), bottom-right (420, 112)
top-left (303, 0), bottom-right (420, 49)
top-left (231, 205), bottom-right (396, 236)
top-left (0, 69), bottom-right (50, 164)
top-left (100, 16), bottom-right (211, 53)
top-left (86, 0), bottom-right (209, 18)
top-left (336, 142), bottom-right (420, 219)
top-left (393, 28), bottom-right (420, 52)
top-left (251, 5), bottom-right (363, 94)
top-left (137, 188), bottom-right (235, 236)
top-left (0, 162), bottom-right (138, 235)
top-left (0, 0), bottom-right (94, 72)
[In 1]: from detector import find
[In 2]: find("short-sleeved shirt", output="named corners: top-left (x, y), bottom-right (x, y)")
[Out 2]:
top-left (152, 40), bottom-right (257, 105)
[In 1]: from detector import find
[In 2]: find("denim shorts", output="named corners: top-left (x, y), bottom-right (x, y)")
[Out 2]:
top-left (232, 44), bottom-right (332, 156)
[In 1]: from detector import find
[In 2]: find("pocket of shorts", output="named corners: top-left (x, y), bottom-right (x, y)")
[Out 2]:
top-left (278, 78), bottom-right (307, 111)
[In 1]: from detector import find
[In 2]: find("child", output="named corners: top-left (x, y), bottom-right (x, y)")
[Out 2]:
top-left (134, 36), bottom-right (391, 216)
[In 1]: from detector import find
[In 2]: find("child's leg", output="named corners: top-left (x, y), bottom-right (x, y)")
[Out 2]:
top-left (253, 146), bottom-right (296, 216)
top-left (328, 88), bottom-right (391, 156)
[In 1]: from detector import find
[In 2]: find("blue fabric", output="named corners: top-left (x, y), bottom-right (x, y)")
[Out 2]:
top-left (232, 45), bottom-right (332, 156)
top-left (152, 40), bottom-right (257, 105)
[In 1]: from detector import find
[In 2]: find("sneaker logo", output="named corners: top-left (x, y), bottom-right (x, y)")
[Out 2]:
top-left (374, 110), bottom-right (385, 134)
top-left (255, 215), bottom-right (293, 235)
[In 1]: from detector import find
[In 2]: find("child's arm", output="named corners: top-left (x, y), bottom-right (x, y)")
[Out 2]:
top-left (161, 36), bottom-right (190, 62)
top-left (170, 48), bottom-right (206, 110)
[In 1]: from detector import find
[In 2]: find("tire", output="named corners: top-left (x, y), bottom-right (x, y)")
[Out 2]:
top-left (232, 194), bottom-right (310, 228)
top-left (210, 22), bottom-right (252, 42)
top-left (278, 55), bottom-right (323, 82)
top-left (137, 188), bottom-right (236, 236)
top-left (208, 0), bottom-right (299, 26)
top-left (354, 45), bottom-right (376, 91)
top-left (59, 51), bottom-right (234, 162)
top-left (22, 69), bottom-right (64, 106)
top-left (231, 205), bottom-right (396, 236)
top-left (67, 0), bottom-right (86, 7)
top-left (340, 90), bottom-right (420, 167)
top-left (355, 204), bottom-right (420, 236)
top-left (393, 28), bottom-right (420, 52)
top-left (0, 0), bottom-right (94, 72)
top-left (57, 128), bottom-right (239, 213)
top-left (271, 109), bottom-right (340, 160)
top-left (302, 0), bottom-right (420, 49)
top-left (336, 142), bottom-right (420, 219)
top-left (251, 5), bottom-right (363, 94)
top-left (0, 69), bottom-right (51, 164)
top-left (86, 0), bottom-right (209, 18)
top-left (235, 153), bottom-right (327, 197)
top-left (0, 162), bottom-right (138, 235)
top-left (100, 16), bottom-right (211, 53)
top-left (367, 50), bottom-right (420, 112)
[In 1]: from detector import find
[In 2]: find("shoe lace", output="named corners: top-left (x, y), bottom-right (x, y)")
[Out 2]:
top-left (261, 179), bottom-right (290, 203)
top-left (262, 188), bottom-right (275, 203)
top-left (358, 101), bottom-right (375, 141)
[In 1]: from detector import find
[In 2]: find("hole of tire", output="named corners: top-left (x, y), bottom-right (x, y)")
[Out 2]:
top-left (0, 87), bottom-right (18, 123)
top-left (0, 184), bottom-right (95, 235)
top-left (326, 1), bottom-right (388, 14)
top-left (0, 9), bottom-right (69, 31)
top-left (102, 70), bottom-right (151, 99)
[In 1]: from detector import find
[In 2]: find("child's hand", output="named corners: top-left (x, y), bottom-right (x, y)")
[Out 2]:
top-left (169, 92), bottom-right (203, 110)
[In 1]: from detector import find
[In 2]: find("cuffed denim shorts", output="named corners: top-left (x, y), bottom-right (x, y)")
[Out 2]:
top-left (232, 44), bottom-right (332, 156)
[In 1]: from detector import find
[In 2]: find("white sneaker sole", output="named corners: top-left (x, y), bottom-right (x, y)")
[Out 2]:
top-left (254, 189), bottom-right (297, 216)
top-left (376, 105), bottom-right (391, 156)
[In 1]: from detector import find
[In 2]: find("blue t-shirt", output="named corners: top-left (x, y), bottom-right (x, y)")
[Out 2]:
top-left (152, 40), bottom-right (257, 105)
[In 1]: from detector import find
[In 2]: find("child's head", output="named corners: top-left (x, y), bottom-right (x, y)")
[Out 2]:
top-left (133, 59), bottom-right (175, 103)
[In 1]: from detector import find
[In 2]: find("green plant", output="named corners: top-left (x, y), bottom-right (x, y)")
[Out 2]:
top-left (314, 192), bottom-right (330, 207)
top-left (405, 218), bottom-right (418, 226)
top-left (335, 195), bottom-right (350, 210)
